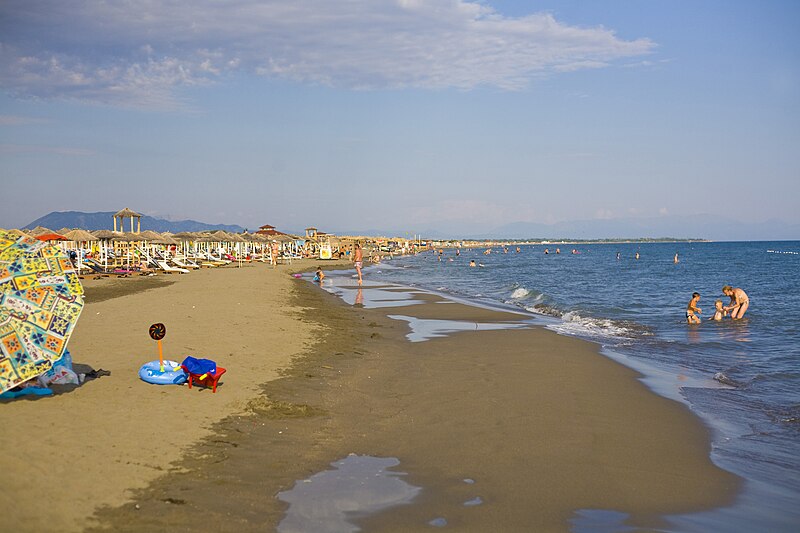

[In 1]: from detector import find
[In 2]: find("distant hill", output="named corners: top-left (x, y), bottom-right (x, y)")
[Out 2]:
top-left (361, 214), bottom-right (800, 241)
top-left (23, 211), bottom-right (245, 234)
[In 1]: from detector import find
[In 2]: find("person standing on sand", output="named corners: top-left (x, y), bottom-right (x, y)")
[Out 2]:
top-left (354, 243), bottom-right (363, 285)
top-left (270, 240), bottom-right (280, 266)
top-left (722, 285), bottom-right (750, 319)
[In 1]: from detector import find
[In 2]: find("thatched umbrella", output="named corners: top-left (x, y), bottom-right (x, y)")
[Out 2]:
top-left (157, 233), bottom-right (179, 246)
top-left (62, 229), bottom-right (97, 266)
top-left (64, 229), bottom-right (98, 242)
top-left (28, 226), bottom-right (53, 237)
top-left (89, 230), bottom-right (118, 268)
top-left (138, 230), bottom-right (164, 241)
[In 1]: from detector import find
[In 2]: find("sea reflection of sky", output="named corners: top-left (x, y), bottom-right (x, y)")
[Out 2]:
top-left (277, 454), bottom-right (421, 533)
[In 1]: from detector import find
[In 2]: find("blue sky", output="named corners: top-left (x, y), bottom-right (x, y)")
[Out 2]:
top-left (1, 1), bottom-right (798, 237)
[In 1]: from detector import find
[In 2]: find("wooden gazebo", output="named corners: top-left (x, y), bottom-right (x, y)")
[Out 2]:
top-left (113, 208), bottom-right (142, 234)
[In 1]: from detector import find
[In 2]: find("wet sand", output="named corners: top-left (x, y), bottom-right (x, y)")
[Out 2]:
top-left (78, 274), bottom-right (739, 531)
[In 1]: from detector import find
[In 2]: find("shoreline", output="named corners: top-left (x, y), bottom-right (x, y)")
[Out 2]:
top-left (83, 269), bottom-right (739, 531)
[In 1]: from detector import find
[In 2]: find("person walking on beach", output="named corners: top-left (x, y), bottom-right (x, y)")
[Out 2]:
top-left (722, 285), bottom-right (749, 319)
top-left (270, 240), bottom-right (280, 266)
top-left (686, 292), bottom-right (702, 324)
top-left (354, 243), bottom-right (363, 285)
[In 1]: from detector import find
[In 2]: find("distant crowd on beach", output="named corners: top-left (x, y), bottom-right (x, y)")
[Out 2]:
top-left (686, 286), bottom-right (749, 324)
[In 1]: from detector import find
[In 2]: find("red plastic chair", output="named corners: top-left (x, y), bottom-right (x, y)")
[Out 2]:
top-left (181, 365), bottom-right (226, 393)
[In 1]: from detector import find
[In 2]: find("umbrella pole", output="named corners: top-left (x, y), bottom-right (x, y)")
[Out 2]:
top-left (158, 339), bottom-right (164, 372)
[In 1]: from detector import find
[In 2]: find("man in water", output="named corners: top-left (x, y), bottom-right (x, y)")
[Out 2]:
top-left (722, 285), bottom-right (749, 319)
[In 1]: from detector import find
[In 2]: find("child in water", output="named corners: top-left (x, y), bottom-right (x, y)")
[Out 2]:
top-left (686, 292), bottom-right (702, 324)
top-left (313, 267), bottom-right (325, 283)
top-left (709, 300), bottom-right (727, 321)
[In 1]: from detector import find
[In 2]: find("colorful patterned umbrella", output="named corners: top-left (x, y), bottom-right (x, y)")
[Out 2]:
top-left (0, 230), bottom-right (84, 393)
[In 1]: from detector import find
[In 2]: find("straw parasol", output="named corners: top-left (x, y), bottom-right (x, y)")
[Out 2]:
top-left (157, 233), bottom-right (179, 246)
top-left (137, 230), bottom-right (164, 241)
top-left (172, 231), bottom-right (199, 241)
top-left (28, 226), bottom-right (53, 237)
top-left (64, 229), bottom-right (98, 242)
top-left (92, 230), bottom-right (119, 240)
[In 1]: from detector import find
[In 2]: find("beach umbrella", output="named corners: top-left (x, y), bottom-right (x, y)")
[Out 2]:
top-left (0, 230), bottom-right (84, 393)
top-left (28, 226), bottom-right (53, 237)
top-left (64, 229), bottom-right (98, 242)
top-left (34, 233), bottom-right (67, 242)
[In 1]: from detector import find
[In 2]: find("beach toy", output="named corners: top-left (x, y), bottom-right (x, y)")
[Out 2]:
top-left (149, 322), bottom-right (167, 371)
top-left (180, 356), bottom-right (226, 393)
top-left (139, 360), bottom-right (187, 385)
top-left (138, 323), bottom-right (186, 385)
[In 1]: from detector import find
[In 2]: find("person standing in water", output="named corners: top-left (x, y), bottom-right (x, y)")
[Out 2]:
top-left (722, 285), bottom-right (750, 319)
top-left (686, 292), bottom-right (702, 324)
top-left (354, 243), bottom-right (363, 285)
top-left (674, 252), bottom-right (679, 264)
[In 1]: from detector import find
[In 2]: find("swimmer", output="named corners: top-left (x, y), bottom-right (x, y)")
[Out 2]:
top-left (686, 292), bottom-right (702, 324)
top-left (710, 300), bottom-right (727, 321)
top-left (722, 285), bottom-right (749, 319)
top-left (635, 251), bottom-right (640, 260)
top-left (469, 260), bottom-right (476, 267)
top-left (616, 252), bottom-right (621, 260)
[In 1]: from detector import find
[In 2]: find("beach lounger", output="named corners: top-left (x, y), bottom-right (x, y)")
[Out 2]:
top-left (156, 260), bottom-right (189, 274)
top-left (172, 257), bottom-right (200, 269)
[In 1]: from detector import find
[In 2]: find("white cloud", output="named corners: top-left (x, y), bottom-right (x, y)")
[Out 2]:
top-left (0, 1), bottom-right (655, 108)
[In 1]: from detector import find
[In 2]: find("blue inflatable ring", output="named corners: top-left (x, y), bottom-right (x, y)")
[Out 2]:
top-left (139, 360), bottom-right (187, 385)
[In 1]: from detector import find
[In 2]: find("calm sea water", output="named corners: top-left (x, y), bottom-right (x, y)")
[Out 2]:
top-left (364, 241), bottom-right (799, 531)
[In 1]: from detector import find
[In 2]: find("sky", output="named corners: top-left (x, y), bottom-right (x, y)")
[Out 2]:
top-left (1, 0), bottom-right (798, 237)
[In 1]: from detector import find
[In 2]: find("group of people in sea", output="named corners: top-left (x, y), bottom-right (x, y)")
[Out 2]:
top-left (686, 286), bottom-right (749, 324)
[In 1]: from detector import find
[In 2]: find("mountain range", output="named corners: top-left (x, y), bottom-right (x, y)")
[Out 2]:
top-left (23, 211), bottom-right (245, 234)
top-left (21, 211), bottom-right (799, 241)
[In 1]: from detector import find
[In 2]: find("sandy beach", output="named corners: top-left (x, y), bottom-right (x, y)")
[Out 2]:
top-left (1, 262), bottom-right (740, 532)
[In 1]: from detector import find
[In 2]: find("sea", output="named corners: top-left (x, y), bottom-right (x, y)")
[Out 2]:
top-left (346, 241), bottom-right (799, 531)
